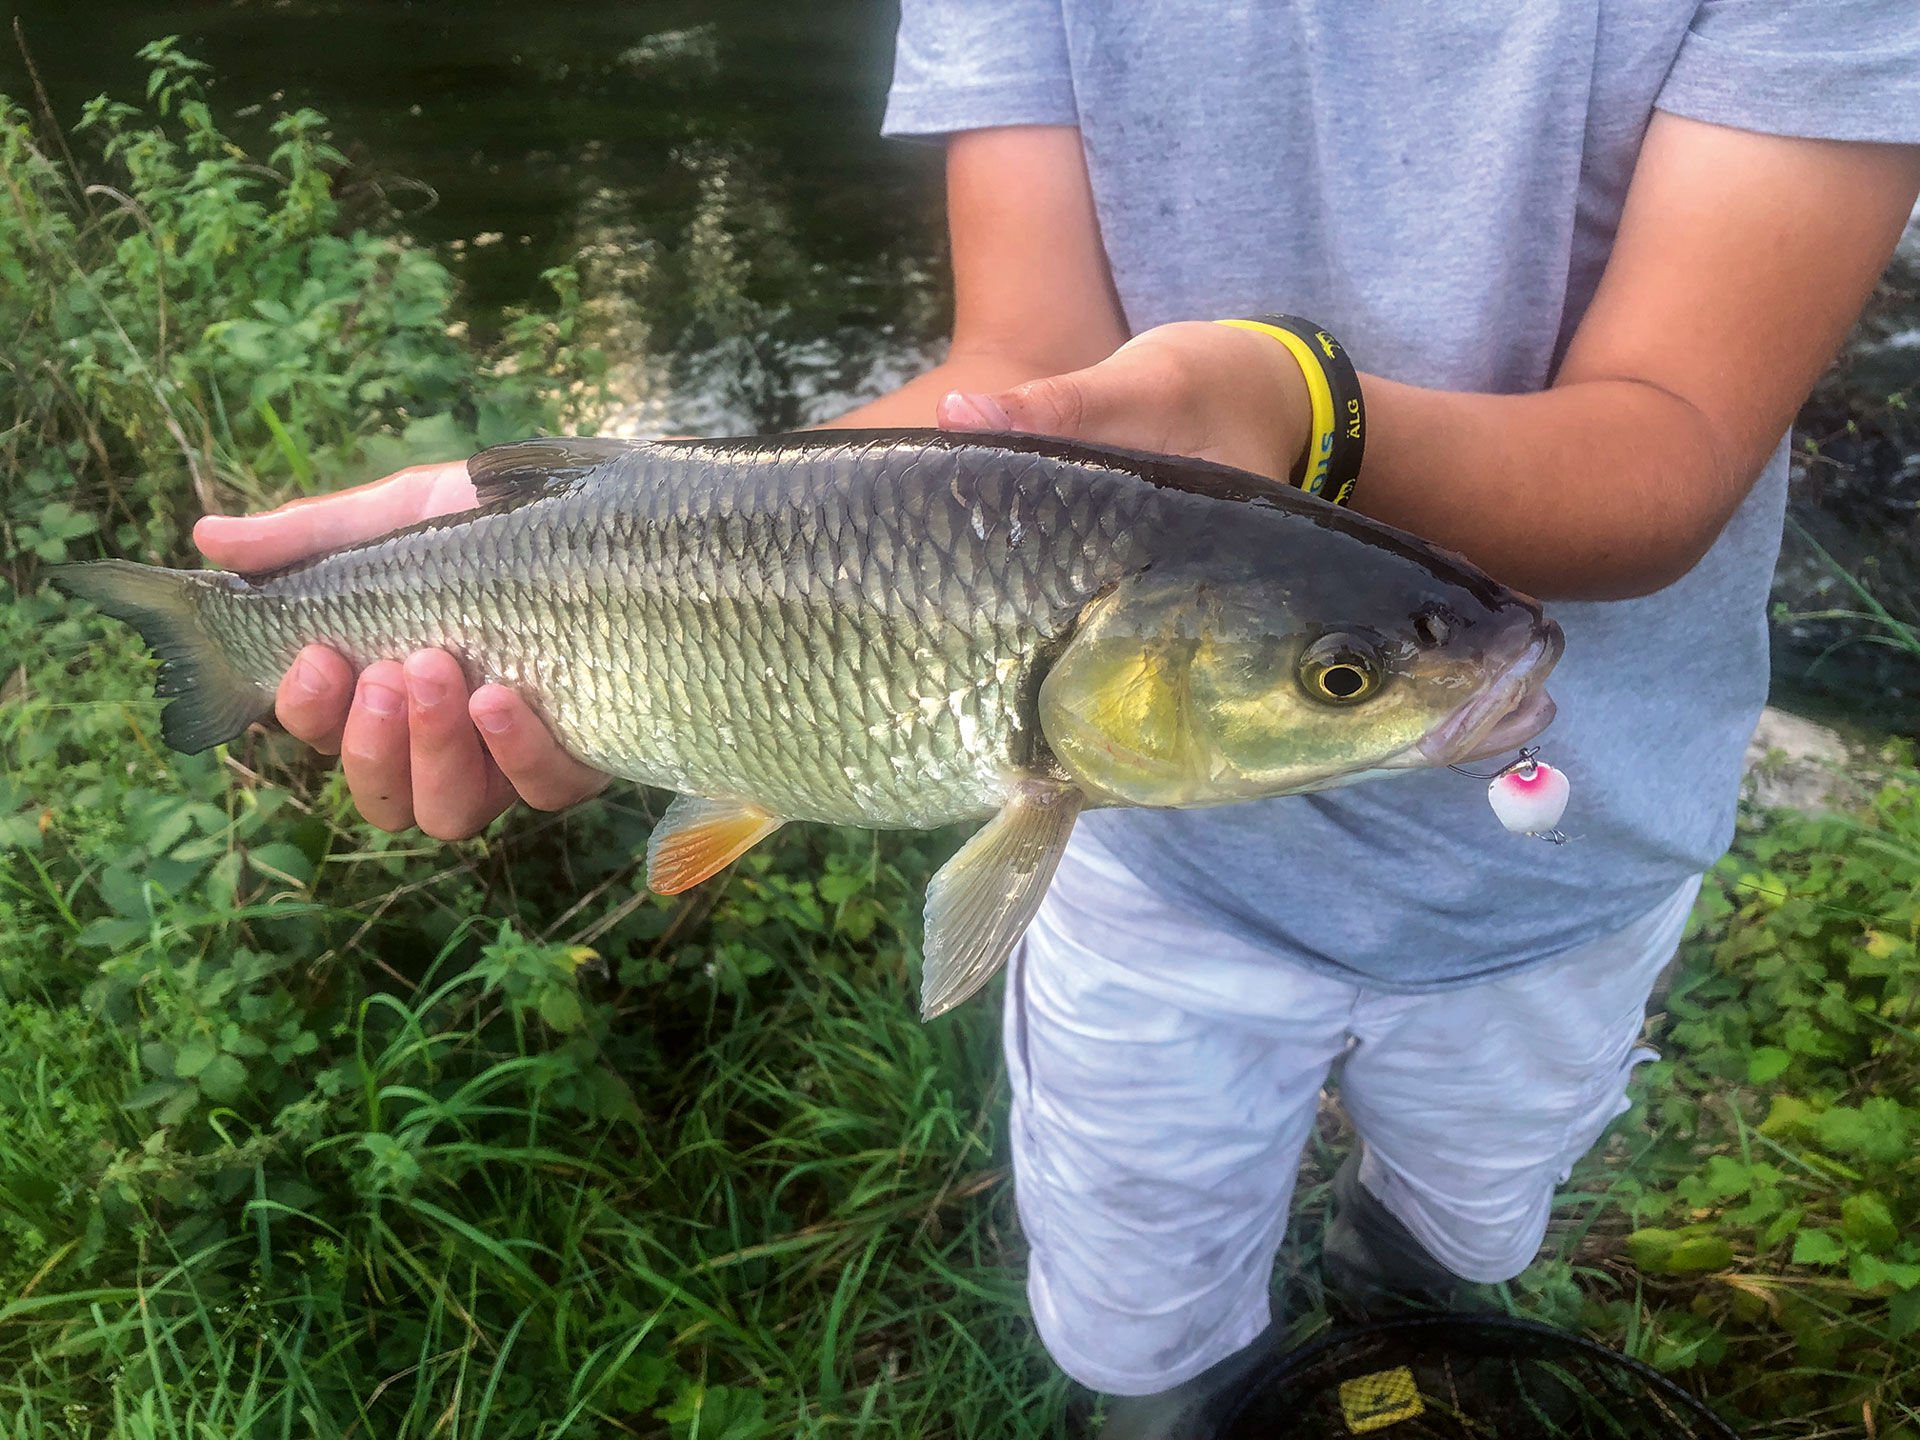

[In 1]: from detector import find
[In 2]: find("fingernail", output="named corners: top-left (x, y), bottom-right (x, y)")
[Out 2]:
top-left (288, 655), bottom-right (324, 698)
top-left (473, 703), bottom-right (513, 735)
top-left (405, 661), bottom-right (448, 709)
top-left (941, 391), bottom-right (1013, 431)
top-left (360, 679), bottom-right (403, 718)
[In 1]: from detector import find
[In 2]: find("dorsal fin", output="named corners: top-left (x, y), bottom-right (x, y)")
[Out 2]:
top-left (467, 437), bottom-right (647, 510)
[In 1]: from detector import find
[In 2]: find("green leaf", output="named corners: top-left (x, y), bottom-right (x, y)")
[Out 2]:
top-left (1815, 1100), bottom-right (1911, 1164)
top-left (536, 986), bottom-right (585, 1034)
top-left (1890, 1287), bottom-right (1920, 1340)
top-left (173, 1037), bottom-right (217, 1078)
top-left (157, 1087), bottom-right (202, 1127)
top-left (253, 397), bottom-right (315, 484)
top-left (1759, 1094), bottom-right (1815, 1137)
top-left (1852, 1253), bottom-right (1920, 1292)
top-left (198, 1053), bottom-right (249, 1103)
top-left (660, 1383), bottom-right (768, 1440)
top-left (1760, 1206), bottom-right (1804, 1250)
top-left (97, 865), bottom-right (152, 919)
top-left (1792, 1229), bottom-right (1847, 1267)
top-left (220, 1023), bottom-right (270, 1058)
top-left (1725, 1187), bottom-right (1785, 1227)
top-left (139, 798), bottom-right (199, 856)
top-left (1662, 1236), bottom-right (1734, 1273)
top-left (123, 1080), bottom-right (188, 1111)
top-left (246, 841), bottom-right (313, 886)
top-left (1699, 1155), bottom-right (1750, 1201)
top-left (1627, 1228), bottom-right (1681, 1272)
top-left (76, 916), bottom-right (149, 950)
top-left (1746, 1046), bottom-right (1792, 1083)
top-left (817, 871), bottom-right (865, 904)
top-left (1842, 1192), bottom-right (1900, 1254)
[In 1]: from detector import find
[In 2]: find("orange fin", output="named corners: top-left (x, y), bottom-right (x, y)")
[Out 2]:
top-left (645, 794), bottom-right (784, 894)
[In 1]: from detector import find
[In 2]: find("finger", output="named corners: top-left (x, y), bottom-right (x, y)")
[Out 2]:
top-left (403, 650), bottom-right (509, 841)
top-left (275, 644), bottom-right (355, 755)
top-left (193, 461), bottom-right (479, 572)
top-left (935, 391), bottom-right (1016, 431)
top-left (470, 685), bottom-right (611, 812)
top-left (939, 341), bottom-right (1191, 450)
top-left (340, 661), bottom-right (415, 833)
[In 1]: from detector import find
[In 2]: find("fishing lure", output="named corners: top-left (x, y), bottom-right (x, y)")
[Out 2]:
top-left (1456, 747), bottom-right (1569, 844)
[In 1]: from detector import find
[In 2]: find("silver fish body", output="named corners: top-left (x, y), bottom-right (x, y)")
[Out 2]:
top-left (51, 430), bottom-right (1563, 1016)
top-left (214, 434), bottom-right (1160, 829)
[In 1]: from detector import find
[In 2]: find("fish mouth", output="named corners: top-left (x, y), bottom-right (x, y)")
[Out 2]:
top-left (1416, 619), bottom-right (1564, 767)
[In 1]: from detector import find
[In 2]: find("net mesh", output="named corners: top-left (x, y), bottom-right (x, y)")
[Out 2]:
top-left (1219, 1316), bottom-right (1741, 1439)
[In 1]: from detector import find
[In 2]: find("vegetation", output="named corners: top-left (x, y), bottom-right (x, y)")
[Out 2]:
top-left (4, 46), bottom-right (1918, 1439)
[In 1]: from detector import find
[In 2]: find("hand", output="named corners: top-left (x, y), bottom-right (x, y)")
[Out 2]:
top-left (193, 462), bottom-right (609, 839)
top-left (934, 320), bottom-right (1314, 481)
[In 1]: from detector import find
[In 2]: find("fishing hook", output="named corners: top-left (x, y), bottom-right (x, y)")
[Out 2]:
top-left (1448, 745), bottom-right (1544, 781)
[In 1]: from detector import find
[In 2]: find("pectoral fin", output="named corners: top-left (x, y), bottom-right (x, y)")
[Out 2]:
top-left (646, 794), bottom-right (784, 894)
top-left (919, 781), bottom-right (1083, 1021)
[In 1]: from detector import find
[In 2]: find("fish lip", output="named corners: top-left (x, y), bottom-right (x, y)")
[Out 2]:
top-left (1415, 619), bottom-right (1564, 766)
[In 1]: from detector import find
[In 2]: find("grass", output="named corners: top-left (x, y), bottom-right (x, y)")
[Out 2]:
top-left (6, 756), bottom-right (1914, 1437)
top-left (0, 912), bottom-right (1070, 1439)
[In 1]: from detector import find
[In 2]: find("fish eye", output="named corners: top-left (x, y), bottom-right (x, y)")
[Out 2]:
top-left (1413, 607), bottom-right (1455, 649)
top-left (1298, 633), bottom-right (1383, 706)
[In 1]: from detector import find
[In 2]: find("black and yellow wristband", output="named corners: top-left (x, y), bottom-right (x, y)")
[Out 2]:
top-left (1215, 314), bottom-right (1366, 507)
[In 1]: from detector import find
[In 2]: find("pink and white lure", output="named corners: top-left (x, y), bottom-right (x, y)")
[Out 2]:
top-left (1483, 752), bottom-right (1570, 844)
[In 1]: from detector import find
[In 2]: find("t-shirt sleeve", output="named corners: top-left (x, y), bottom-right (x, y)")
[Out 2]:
top-left (1656, 0), bottom-right (1920, 144)
top-left (881, 0), bottom-right (1078, 139)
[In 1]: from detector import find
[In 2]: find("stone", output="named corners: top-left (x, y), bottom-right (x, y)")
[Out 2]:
top-left (1742, 706), bottom-right (1865, 813)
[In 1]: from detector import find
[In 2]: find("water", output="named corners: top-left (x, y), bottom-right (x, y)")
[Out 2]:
top-left (10, 7), bottom-right (1920, 727)
top-left (5, 0), bottom-right (949, 434)
top-left (1772, 237), bottom-right (1920, 733)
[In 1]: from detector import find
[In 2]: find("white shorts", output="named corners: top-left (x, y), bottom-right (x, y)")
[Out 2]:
top-left (1004, 832), bottom-right (1700, 1397)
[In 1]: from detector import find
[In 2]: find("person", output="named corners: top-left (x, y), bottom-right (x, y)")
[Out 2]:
top-left (195, 2), bottom-right (1920, 1432)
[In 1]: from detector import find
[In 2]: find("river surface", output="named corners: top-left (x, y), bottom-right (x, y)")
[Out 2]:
top-left (8, 4), bottom-right (1920, 728)
top-left (7, 0), bottom-right (949, 435)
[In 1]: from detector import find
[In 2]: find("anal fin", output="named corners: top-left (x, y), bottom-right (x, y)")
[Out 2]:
top-left (920, 781), bottom-right (1082, 1021)
top-left (646, 794), bottom-right (784, 894)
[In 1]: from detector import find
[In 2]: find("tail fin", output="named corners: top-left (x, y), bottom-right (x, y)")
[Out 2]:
top-left (48, 560), bottom-right (274, 754)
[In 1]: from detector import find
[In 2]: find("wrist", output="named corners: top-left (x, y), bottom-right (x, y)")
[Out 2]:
top-left (1215, 316), bottom-right (1366, 505)
top-left (1258, 337), bottom-right (1315, 484)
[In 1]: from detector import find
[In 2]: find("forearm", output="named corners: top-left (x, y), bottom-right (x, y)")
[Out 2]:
top-left (1353, 124), bottom-right (1920, 603)
top-left (1353, 375), bottom-right (1738, 601)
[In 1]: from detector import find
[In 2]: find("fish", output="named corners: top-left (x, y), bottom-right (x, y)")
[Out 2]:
top-left (48, 430), bottom-right (1563, 1018)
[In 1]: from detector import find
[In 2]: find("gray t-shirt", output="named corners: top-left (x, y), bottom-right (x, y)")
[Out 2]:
top-left (884, 1), bottom-right (1920, 990)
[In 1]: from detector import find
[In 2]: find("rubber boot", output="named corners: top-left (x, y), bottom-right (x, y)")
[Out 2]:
top-left (1320, 1152), bottom-right (1475, 1322)
top-left (1099, 1324), bottom-right (1282, 1440)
